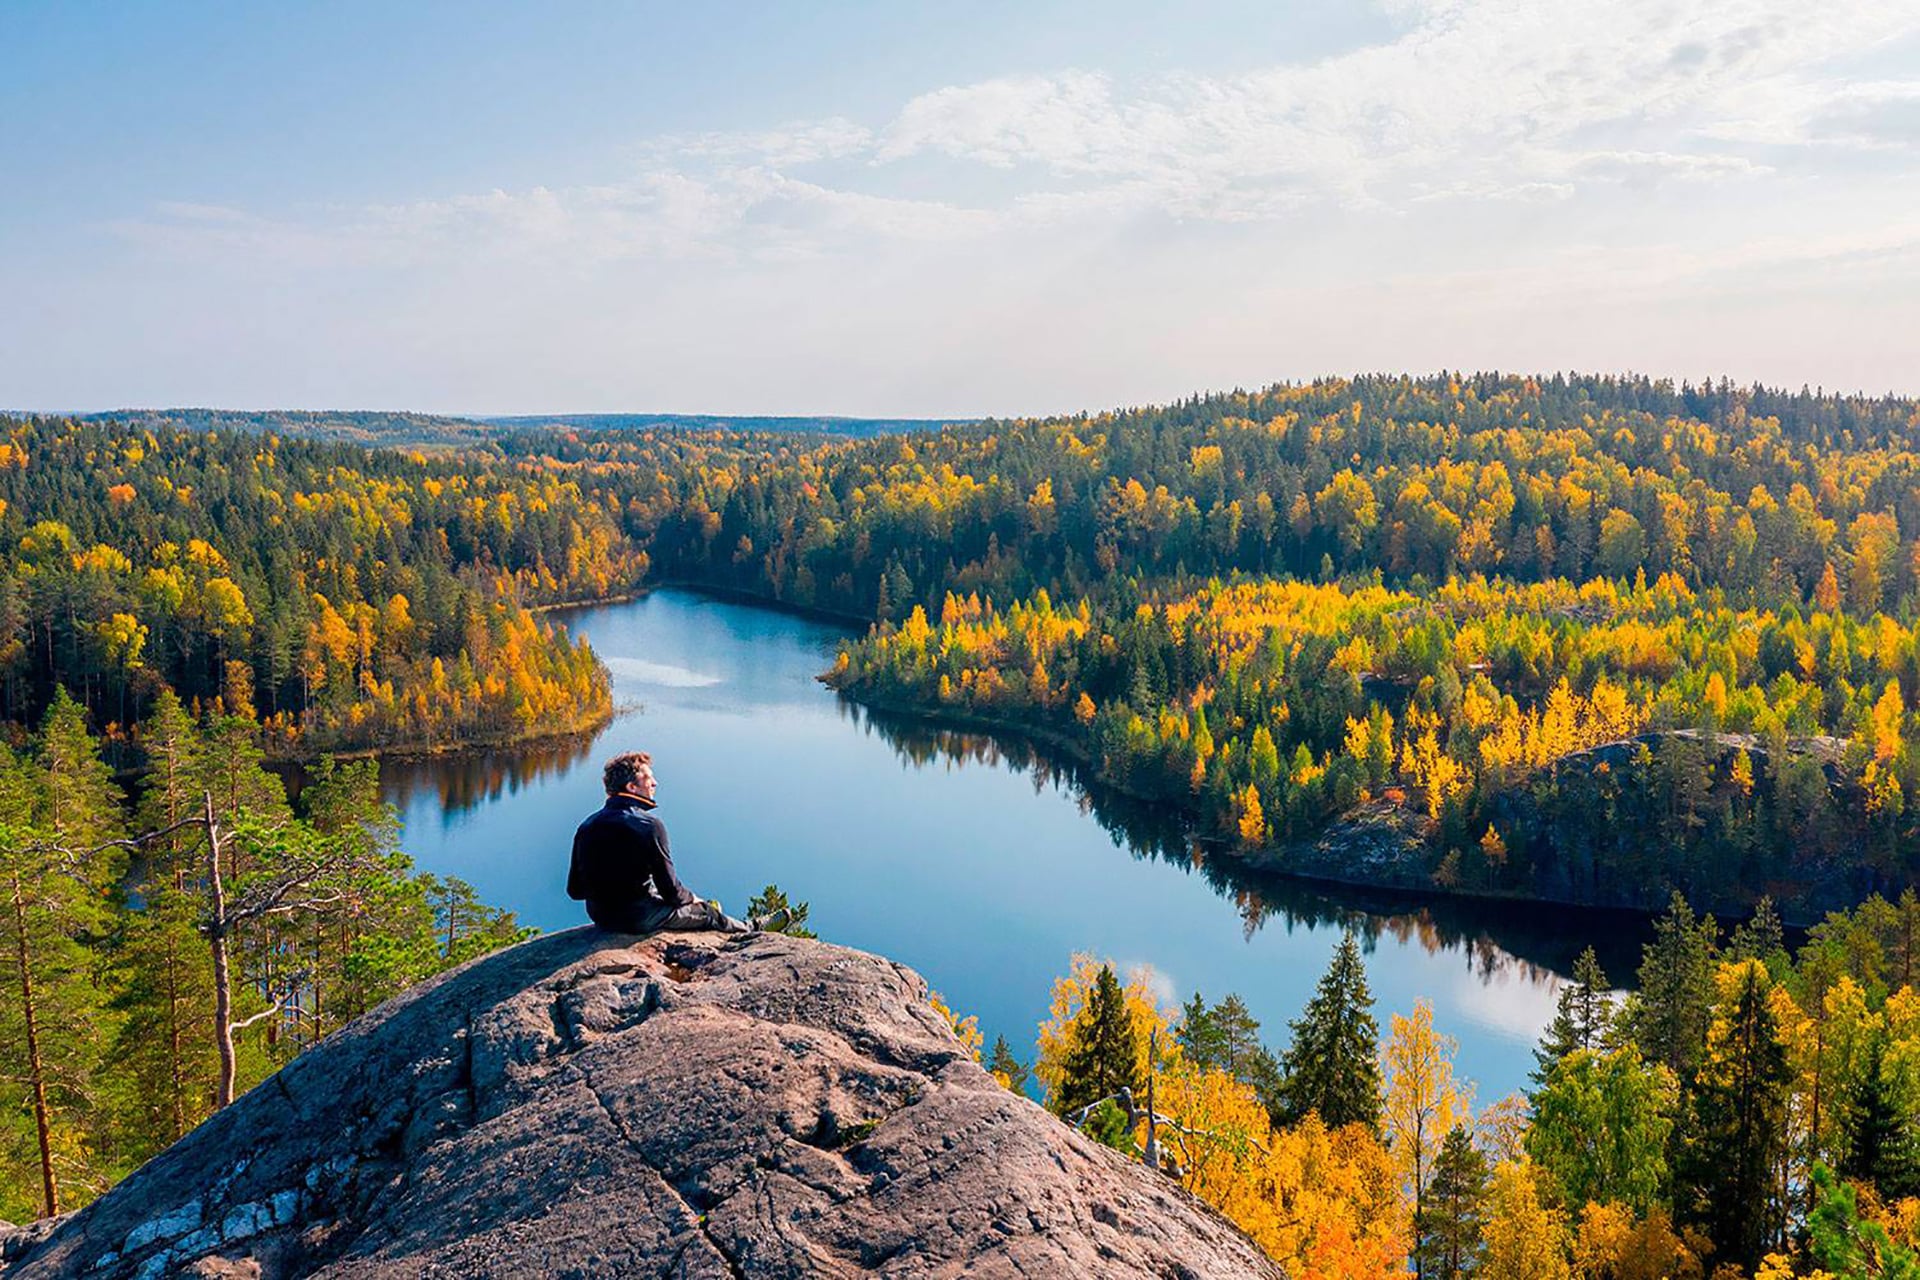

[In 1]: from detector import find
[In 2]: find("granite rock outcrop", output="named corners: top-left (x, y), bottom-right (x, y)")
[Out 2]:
top-left (2, 927), bottom-right (1281, 1278)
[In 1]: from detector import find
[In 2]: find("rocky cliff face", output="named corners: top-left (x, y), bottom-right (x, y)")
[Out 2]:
top-left (2, 928), bottom-right (1281, 1278)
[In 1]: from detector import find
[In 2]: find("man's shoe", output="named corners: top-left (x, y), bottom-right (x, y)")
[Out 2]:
top-left (749, 906), bottom-right (794, 934)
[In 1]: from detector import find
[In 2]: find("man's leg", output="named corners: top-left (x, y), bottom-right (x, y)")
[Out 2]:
top-left (659, 898), bottom-right (750, 934)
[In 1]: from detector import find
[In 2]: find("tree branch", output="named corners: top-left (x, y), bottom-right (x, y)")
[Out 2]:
top-left (227, 1003), bottom-right (285, 1033)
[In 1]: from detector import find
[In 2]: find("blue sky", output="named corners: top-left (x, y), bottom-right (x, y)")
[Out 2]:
top-left (4, 1), bottom-right (1918, 415)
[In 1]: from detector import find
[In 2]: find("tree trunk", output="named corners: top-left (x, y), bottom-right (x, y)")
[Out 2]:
top-left (165, 926), bottom-right (186, 1141)
top-left (10, 873), bottom-right (59, 1218)
top-left (205, 792), bottom-right (239, 1109)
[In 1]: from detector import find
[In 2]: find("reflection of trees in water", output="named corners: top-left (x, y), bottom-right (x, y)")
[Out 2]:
top-left (376, 735), bottom-right (599, 817)
top-left (840, 699), bottom-right (1649, 989)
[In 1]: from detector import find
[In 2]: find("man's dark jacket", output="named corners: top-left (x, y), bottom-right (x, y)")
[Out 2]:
top-left (567, 794), bottom-right (692, 929)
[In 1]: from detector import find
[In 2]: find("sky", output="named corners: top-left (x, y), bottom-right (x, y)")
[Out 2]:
top-left (3, 0), bottom-right (1918, 417)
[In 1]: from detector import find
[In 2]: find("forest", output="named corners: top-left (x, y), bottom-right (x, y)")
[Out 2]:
top-left (0, 416), bottom-right (618, 759)
top-left (16, 375), bottom-right (1920, 902)
top-left (1005, 890), bottom-right (1920, 1278)
top-left (0, 692), bottom-right (526, 1222)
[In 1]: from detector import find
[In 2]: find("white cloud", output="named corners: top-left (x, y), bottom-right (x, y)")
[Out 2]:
top-left (111, 0), bottom-right (1920, 267)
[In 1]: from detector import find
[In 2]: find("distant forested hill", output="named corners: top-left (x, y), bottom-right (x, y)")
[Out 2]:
top-left (482, 412), bottom-right (967, 437)
top-left (78, 408), bottom-right (500, 448)
top-left (589, 372), bottom-right (1920, 917)
top-left (62, 408), bottom-right (968, 448)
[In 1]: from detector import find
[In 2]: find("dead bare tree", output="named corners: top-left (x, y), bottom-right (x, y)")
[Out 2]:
top-left (38, 790), bottom-right (385, 1111)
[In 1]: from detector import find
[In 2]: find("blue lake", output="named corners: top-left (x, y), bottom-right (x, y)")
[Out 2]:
top-left (383, 588), bottom-right (1643, 1102)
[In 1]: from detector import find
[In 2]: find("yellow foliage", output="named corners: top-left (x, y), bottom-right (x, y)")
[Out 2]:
top-left (928, 990), bottom-right (982, 1062)
top-left (1482, 1159), bottom-right (1571, 1280)
top-left (1033, 954), bottom-right (1174, 1108)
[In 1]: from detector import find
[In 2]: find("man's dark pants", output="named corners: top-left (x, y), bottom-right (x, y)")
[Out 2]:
top-left (586, 897), bottom-right (747, 934)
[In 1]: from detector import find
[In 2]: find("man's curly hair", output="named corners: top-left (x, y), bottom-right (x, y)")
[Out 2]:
top-left (602, 750), bottom-right (653, 797)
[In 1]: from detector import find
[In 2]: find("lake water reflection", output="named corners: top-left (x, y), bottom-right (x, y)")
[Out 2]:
top-left (383, 589), bottom-right (1648, 1101)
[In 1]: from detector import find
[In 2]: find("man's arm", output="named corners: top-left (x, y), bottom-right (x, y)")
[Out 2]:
top-left (566, 826), bottom-right (591, 901)
top-left (637, 814), bottom-right (694, 907)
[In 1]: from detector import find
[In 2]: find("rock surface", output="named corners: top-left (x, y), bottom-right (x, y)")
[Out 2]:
top-left (2, 927), bottom-right (1281, 1278)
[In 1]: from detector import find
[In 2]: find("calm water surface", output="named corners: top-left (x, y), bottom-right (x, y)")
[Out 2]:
top-left (384, 589), bottom-right (1645, 1101)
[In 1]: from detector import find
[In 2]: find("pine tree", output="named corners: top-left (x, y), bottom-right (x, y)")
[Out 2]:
top-left (745, 884), bottom-right (814, 939)
top-left (1416, 1125), bottom-right (1489, 1280)
top-left (1809, 1163), bottom-right (1920, 1279)
top-left (1531, 947), bottom-right (1614, 1087)
top-left (1278, 932), bottom-right (1383, 1131)
top-left (0, 698), bottom-right (122, 1220)
top-left (133, 691), bottom-right (203, 874)
top-left (36, 687), bottom-right (121, 848)
top-left (109, 691), bottom-right (217, 1158)
top-left (1056, 964), bottom-right (1142, 1117)
top-left (107, 888), bottom-right (217, 1161)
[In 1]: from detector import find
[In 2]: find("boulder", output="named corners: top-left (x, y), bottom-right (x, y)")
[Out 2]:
top-left (3, 927), bottom-right (1281, 1278)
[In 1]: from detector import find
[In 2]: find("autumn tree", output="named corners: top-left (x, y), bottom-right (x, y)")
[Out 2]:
top-left (1479, 1158), bottom-right (1571, 1280)
top-left (1383, 999), bottom-right (1473, 1277)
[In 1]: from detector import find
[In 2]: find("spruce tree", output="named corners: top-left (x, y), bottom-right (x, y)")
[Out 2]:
top-left (1177, 992), bottom-right (1224, 1069)
top-left (1212, 994), bottom-right (1263, 1078)
top-left (1679, 959), bottom-right (1791, 1271)
top-left (1844, 1034), bottom-right (1920, 1199)
top-left (1531, 947), bottom-right (1614, 1087)
top-left (1727, 896), bottom-right (1785, 964)
top-left (1624, 892), bottom-right (1718, 1082)
top-left (1415, 1125), bottom-right (1489, 1280)
top-left (1278, 932), bottom-right (1383, 1131)
top-left (987, 1035), bottom-right (1031, 1094)
top-left (1056, 964), bottom-right (1141, 1116)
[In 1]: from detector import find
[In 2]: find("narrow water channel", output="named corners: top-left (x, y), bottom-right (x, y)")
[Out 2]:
top-left (382, 588), bottom-right (1646, 1101)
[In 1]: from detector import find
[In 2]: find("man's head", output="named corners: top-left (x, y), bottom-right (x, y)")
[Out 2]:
top-left (602, 750), bottom-right (656, 803)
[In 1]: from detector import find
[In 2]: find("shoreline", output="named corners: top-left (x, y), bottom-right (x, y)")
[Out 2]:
top-left (826, 681), bottom-right (1807, 929)
top-left (261, 580), bottom-right (1801, 930)
top-left (264, 705), bottom-right (616, 768)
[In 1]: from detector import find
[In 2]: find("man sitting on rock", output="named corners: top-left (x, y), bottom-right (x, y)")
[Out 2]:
top-left (568, 749), bottom-right (760, 935)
